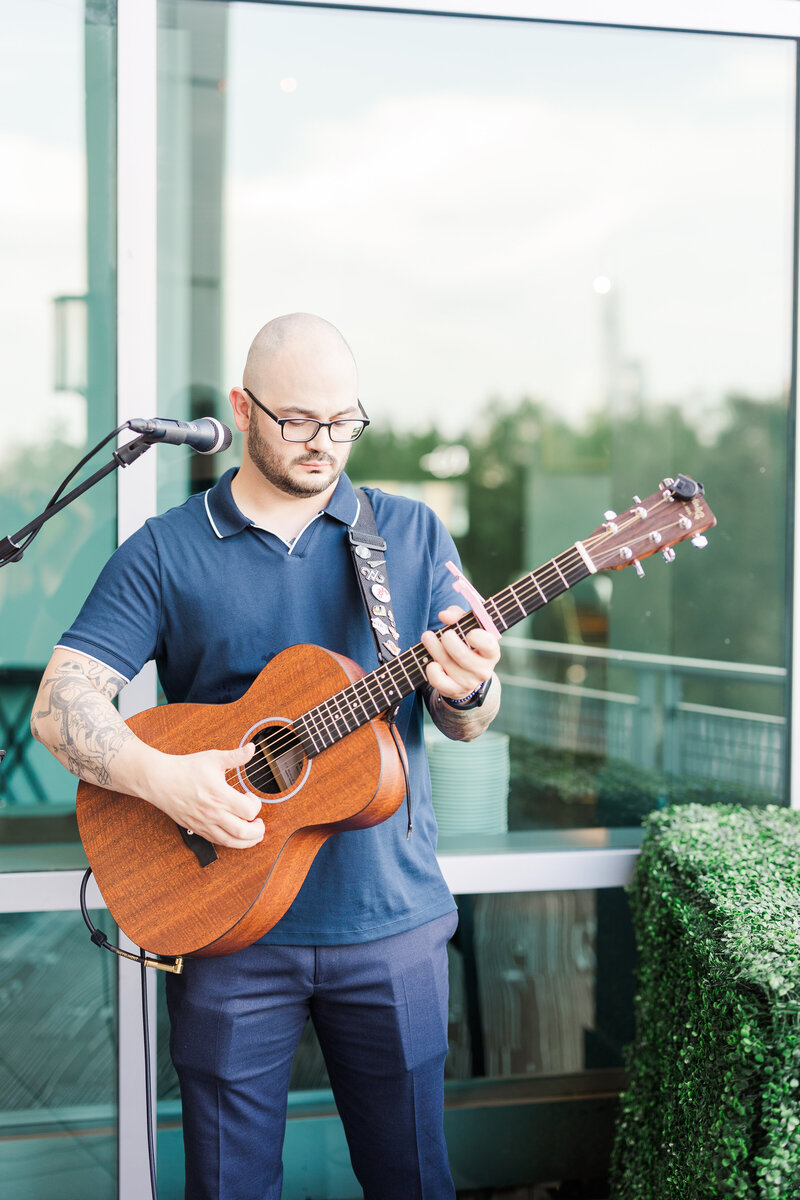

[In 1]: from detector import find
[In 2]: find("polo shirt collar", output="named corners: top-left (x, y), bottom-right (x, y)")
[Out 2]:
top-left (322, 472), bottom-right (360, 527)
top-left (204, 467), bottom-right (360, 539)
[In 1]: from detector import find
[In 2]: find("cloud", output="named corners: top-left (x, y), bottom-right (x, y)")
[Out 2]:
top-left (225, 87), bottom-right (793, 427)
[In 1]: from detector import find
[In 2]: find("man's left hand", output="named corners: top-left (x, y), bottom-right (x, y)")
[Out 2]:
top-left (420, 605), bottom-right (501, 702)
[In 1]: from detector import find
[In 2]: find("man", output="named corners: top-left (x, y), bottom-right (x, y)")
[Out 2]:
top-left (32, 313), bottom-right (501, 1200)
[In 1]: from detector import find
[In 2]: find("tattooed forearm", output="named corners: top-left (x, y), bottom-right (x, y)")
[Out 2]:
top-left (426, 676), bottom-right (501, 743)
top-left (31, 654), bottom-right (134, 786)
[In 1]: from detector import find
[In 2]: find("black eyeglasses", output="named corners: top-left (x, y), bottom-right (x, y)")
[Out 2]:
top-left (244, 389), bottom-right (370, 443)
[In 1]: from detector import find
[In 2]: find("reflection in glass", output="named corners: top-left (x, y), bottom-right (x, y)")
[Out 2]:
top-left (0, 910), bottom-right (118, 1198)
top-left (0, 0), bottom-right (116, 837)
top-left (156, 888), bottom-right (624, 1101)
top-left (157, 1), bottom-right (795, 835)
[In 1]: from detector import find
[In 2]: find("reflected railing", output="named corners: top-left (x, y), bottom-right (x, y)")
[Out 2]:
top-left (497, 637), bottom-right (787, 800)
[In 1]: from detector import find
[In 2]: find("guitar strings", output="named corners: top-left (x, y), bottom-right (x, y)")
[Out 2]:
top-left (223, 495), bottom-right (684, 794)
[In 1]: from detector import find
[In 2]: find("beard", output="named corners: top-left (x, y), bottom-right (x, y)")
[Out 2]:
top-left (246, 417), bottom-right (349, 498)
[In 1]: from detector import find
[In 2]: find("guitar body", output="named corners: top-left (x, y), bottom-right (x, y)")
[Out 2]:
top-left (76, 644), bottom-right (407, 958)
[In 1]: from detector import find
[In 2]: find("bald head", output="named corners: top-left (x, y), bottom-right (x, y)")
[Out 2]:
top-left (232, 313), bottom-right (360, 501)
top-left (243, 313), bottom-right (357, 400)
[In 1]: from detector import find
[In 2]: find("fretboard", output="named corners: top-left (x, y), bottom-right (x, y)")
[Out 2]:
top-left (292, 542), bottom-right (592, 757)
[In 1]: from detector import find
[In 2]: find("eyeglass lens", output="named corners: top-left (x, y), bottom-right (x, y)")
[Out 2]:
top-left (282, 419), bottom-right (365, 442)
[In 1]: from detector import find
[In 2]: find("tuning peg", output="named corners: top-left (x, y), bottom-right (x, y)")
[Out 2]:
top-left (691, 534), bottom-right (709, 549)
top-left (633, 559), bottom-right (645, 578)
top-left (603, 510), bottom-right (617, 522)
top-left (662, 548), bottom-right (676, 564)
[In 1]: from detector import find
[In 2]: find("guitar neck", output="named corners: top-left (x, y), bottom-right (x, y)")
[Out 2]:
top-left (293, 542), bottom-right (592, 756)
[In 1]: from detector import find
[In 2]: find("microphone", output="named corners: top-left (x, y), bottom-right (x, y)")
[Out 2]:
top-left (126, 417), bottom-right (233, 454)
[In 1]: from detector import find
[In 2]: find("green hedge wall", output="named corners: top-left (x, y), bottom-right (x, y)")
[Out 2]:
top-left (611, 804), bottom-right (800, 1200)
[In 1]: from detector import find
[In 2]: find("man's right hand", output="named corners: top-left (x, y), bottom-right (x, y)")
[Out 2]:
top-left (150, 742), bottom-right (265, 849)
top-left (32, 648), bottom-right (265, 850)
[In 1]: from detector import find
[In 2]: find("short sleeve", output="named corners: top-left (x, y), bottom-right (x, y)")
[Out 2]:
top-left (57, 523), bottom-right (162, 681)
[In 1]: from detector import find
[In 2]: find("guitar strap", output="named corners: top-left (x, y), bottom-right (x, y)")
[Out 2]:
top-left (348, 488), bottom-right (414, 834)
top-left (349, 488), bottom-right (402, 673)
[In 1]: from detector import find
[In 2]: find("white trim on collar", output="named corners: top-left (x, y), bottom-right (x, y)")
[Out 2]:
top-left (204, 489), bottom-right (224, 540)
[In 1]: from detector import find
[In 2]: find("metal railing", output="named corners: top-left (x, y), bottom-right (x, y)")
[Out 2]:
top-left (496, 638), bottom-right (787, 796)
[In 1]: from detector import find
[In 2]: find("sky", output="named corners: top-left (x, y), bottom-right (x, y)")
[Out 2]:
top-left (0, 0), bottom-right (796, 458)
top-left (221, 4), bottom-right (796, 434)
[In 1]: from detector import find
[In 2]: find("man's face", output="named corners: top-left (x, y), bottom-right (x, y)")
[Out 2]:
top-left (246, 404), bottom-right (354, 499)
top-left (244, 342), bottom-right (359, 498)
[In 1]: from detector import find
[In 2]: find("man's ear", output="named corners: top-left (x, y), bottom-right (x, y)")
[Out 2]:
top-left (229, 387), bottom-right (252, 432)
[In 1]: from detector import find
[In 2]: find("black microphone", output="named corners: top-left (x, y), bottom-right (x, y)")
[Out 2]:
top-left (126, 417), bottom-right (233, 454)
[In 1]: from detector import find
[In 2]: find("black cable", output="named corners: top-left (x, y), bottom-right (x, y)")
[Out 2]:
top-left (45, 422), bottom-right (130, 511)
top-left (388, 718), bottom-right (413, 837)
top-left (1, 421), bottom-right (132, 565)
top-left (80, 868), bottom-right (171, 1200)
top-left (141, 952), bottom-right (159, 1200)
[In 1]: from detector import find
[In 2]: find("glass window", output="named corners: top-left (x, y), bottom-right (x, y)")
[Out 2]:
top-left (0, 0), bottom-right (117, 850)
top-left (157, 887), bottom-right (630, 1106)
top-left (0, 910), bottom-right (118, 1198)
top-left (156, 1), bottom-right (795, 838)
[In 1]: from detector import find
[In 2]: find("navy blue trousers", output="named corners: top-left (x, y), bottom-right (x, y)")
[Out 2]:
top-left (166, 911), bottom-right (458, 1200)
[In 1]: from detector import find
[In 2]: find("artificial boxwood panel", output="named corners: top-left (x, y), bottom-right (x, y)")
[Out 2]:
top-left (611, 804), bottom-right (800, 1200)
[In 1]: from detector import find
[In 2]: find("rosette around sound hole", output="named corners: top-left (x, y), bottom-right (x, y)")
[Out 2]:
top-left (244, 725), bottom-right (305, 795)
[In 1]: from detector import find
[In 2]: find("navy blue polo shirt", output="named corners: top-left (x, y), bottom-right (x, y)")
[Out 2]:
top-left (59, 469), bottom-right (459, 944)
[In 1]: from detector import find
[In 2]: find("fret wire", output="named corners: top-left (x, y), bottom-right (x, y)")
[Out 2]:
top-left (317, 702), bottom-right (338, 747)
top-left (551, 557), bottom-right (568, 586)
top-left (308, 704), bottom-right (334, 750)
top-left (348, 677), bottom-right (378, 720)
top-left (362, 672), bottom-right (391, 705)
top-left (369, 668), bottom-right (397, 708)
top-left (408, 644), bottom-right (434, 677)
top-left (530, 573), bottom-right (548, 603)
top-left (368, 668), bottom-right (401, 710)
top-left (553, 558), bottom-right (579, 588)
top-left (313, 698), bottom-right (334, 739)
top-left (334, 691), bottom-right (359, 731)
top-left (498, 580), bottom-right (536, 617)
top-left (392, 651), bottom-right (421, 690)
top-left (507, 583), bottom-right (527, 616)
top-left (366, 666), bottom-right (400, 710)
top-left (311, 695), bottom-right (343, 747)
top-left (349, 679), bottom-right (374, 717)
top-left (382, 662), bottom-right (406, 697)
top-left (362, 667), bottom-right (395, 700)
top-left (486, 595), bottom-right (508, 630)
top-left (295, 713), bottom-right (323, 755)
top-left (321, 693), bottom-right (353, 738)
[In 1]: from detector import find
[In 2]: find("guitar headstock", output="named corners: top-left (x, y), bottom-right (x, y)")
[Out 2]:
top-left (583, 475), bottom-right (717, 575)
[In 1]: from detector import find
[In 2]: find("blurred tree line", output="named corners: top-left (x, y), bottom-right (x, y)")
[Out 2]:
top-left (349, 391), bottom-right (789, 712)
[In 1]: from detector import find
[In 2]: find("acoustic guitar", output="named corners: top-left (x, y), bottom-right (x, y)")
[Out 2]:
top-left (76, 475), bottom-right (716, 959)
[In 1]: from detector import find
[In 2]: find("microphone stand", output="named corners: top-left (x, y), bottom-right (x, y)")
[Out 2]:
top-left (0, 426), bottom-right (157, 771)
top-left (0, 432), bottom-right (154, 568)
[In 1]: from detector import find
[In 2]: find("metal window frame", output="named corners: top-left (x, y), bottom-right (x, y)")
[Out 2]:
top-left (2, 3), bottom-right (796, 1198)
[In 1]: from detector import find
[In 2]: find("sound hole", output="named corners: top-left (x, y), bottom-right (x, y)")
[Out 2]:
top-left (244, 725), bottom-right (305, 795)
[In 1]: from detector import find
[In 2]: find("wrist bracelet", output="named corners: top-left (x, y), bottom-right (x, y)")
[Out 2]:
top-left (442, 678), bottom-right (491, 710)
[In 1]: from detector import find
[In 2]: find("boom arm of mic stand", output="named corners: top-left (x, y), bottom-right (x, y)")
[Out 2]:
top-left (0, 435), bottom-right (154, 568)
